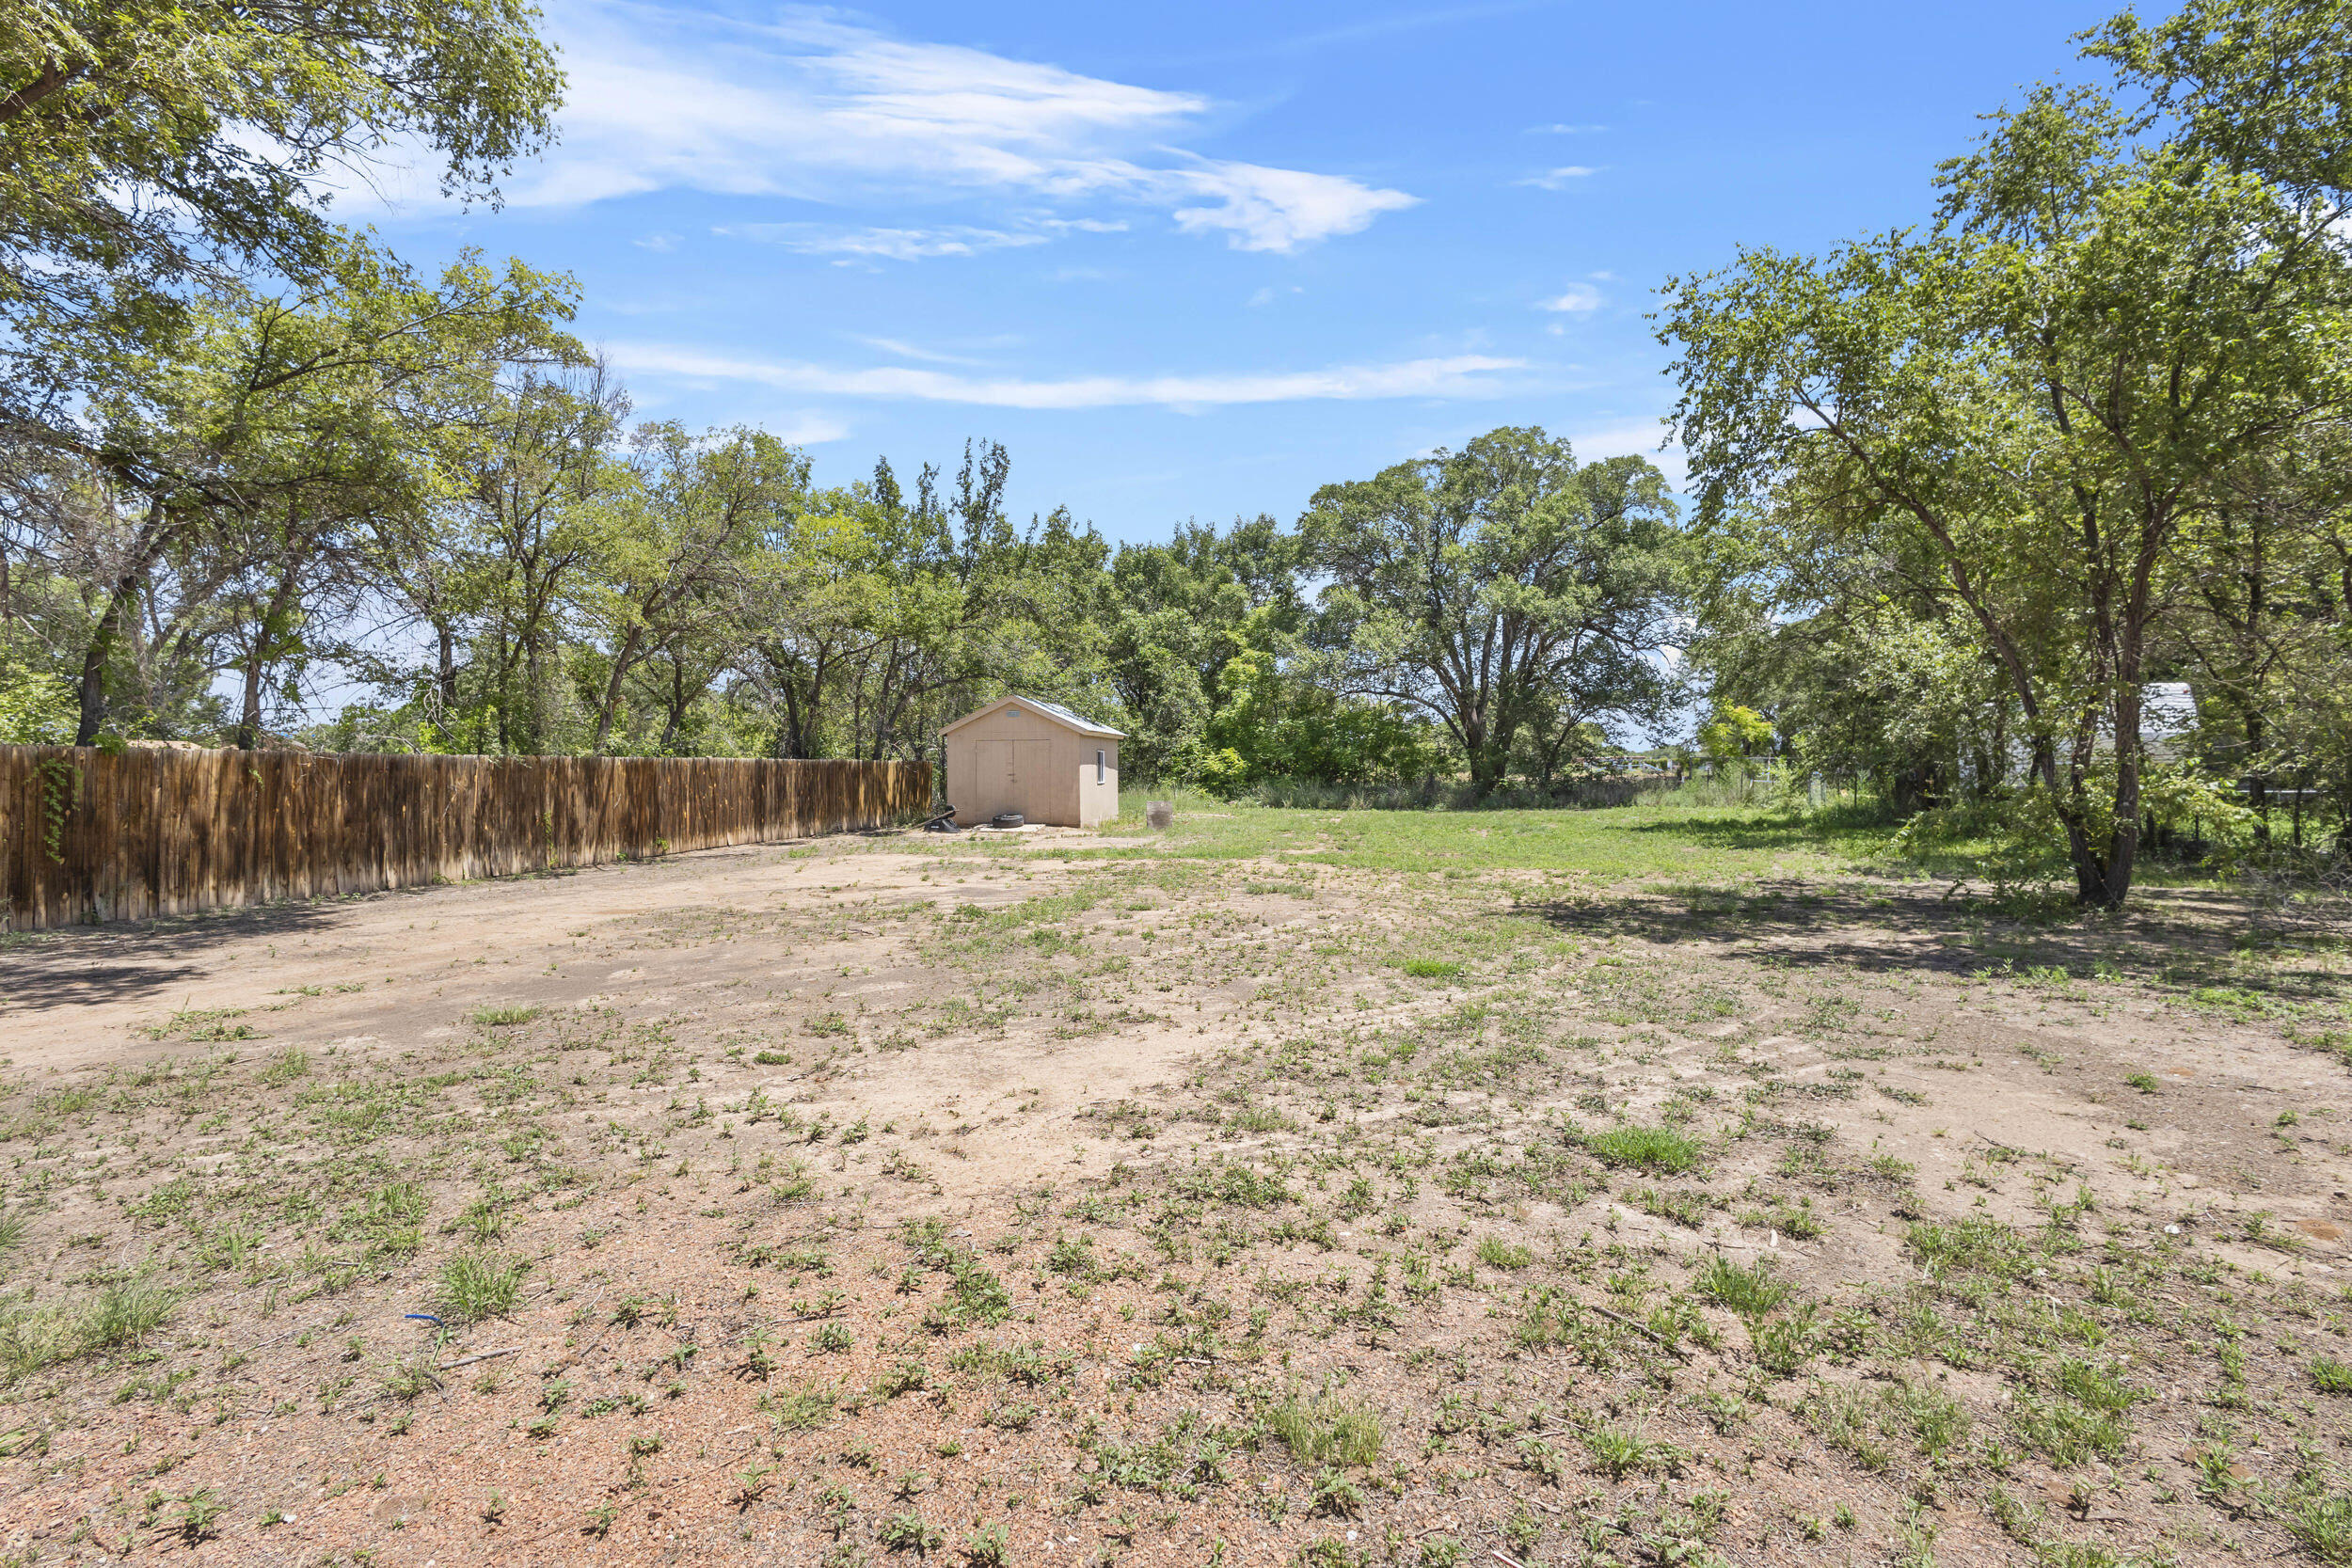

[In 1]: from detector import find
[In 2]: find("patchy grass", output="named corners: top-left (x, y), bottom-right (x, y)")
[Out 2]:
top-left (0, 800), bottom-right (2342, 1566)
top-left (1585, 1124), bottom-right (1704, 1175)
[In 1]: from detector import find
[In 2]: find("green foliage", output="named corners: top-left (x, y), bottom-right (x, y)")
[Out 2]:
top-left (435, 1253), bottom-right (527, 1323)
top-left (1585, 1124), bottom-right (1702, 1174)
top-left (0, 1278), bottom-right (175, 1383)
top-left (1696, 704), bottom-right (1773, 766)
top-left (1694, 1256), bottom-right (1791, 1318)
top-left (1261, 1389), bottom-right (1384, 1467)
top-left (1664, 1), bottom-right (2352, 907)
top-left (1301, 426), bottom-right (1681, 795)
top-left (1474, 1235), bottom-right (1534, 1270)
top-left (0, 663), bottom-right (75, 745)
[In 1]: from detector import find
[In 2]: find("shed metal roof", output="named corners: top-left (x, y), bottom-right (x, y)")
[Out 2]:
top-left (943, 695), bottom-right (1125, 738)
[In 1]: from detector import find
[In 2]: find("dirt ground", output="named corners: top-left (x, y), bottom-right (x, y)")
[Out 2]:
top-left (2, 813), bottom-right (2350, 1567)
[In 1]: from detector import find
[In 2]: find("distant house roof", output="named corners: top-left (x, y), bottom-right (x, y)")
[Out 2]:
top-left (2144, 681), bottom-right (2196, 737)
top-left (943, 695), bottom-right (1125, 739)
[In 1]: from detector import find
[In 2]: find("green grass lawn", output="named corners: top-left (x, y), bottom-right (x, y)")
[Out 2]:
top-left (1083, 789), bottom-right (1891, 882)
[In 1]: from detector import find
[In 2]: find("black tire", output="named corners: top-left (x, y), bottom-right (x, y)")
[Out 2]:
top-left (991, 813), bottom-right (1025, 829)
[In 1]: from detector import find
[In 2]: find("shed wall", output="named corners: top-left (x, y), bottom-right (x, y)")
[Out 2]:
top-left (945, 707), bottom-right (1119, 828)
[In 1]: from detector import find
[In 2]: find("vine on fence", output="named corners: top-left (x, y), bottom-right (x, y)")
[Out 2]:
top-left (38, 755), bottom-right (77, 863)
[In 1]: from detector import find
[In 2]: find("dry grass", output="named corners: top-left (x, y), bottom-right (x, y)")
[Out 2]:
top-left (0, 804), bottom-right (2345, 1564)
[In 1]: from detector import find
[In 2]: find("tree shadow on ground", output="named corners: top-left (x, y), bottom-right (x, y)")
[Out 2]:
top-left (0, 898), bottom-right (359, 1011)
top-left (1511, 878), bottom-right (2348, 1010)
top-left (1616, 813), bottom-right (1883, 855)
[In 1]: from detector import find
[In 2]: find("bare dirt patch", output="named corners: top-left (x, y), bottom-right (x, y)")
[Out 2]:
top-left (1, 819), bottom-right (2348, 1567)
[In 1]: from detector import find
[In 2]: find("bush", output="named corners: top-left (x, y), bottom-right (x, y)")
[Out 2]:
top-left (1168, 742), bottom-right (1252, 800)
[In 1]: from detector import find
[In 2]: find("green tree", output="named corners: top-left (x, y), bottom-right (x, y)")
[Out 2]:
top-left (578, 423), bottom-right (801, 753)
top-left (1300, 426), bottom-right (1681, 796)
top-left (2, 0), bottom-right (562, 446)
top-left (1663, 1), bottom-right (2352, 905)
top-left (1695, 704), bottom-right (1772, 770)
top-left (6, 245), bottom-right (578, 746)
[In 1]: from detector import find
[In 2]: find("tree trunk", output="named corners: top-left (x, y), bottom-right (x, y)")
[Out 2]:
top-left (234, 561), bottom-right (305, 751)
top-left (592, 626), bottom-right (643, 754)
top-left (74, 572), bottom-right (143, 746)
top-left (436, 623), bottom-right (458, 715)
top-left (658, 658), bottom-right (690, 754)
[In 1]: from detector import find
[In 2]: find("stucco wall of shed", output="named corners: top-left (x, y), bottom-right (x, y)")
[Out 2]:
top-left (945, 705), bottom-right (1118, 828)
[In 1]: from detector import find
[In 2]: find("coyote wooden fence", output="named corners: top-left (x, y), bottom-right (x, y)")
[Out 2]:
top-left (0, 746), bottom-right (931, 932)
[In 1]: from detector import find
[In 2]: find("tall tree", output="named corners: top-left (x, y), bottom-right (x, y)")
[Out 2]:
top-left (1, 0), bottom-right (563, 449)
top-left (1300, 426), bottom-right (1681, 795)
top-left (1663, 12), bottom-right (2352, 906)
top-left (578, 423), bottom-right (801, 753)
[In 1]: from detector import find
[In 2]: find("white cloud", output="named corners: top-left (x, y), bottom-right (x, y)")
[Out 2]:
top-left (632, 231), bottom-right (680, 252)
top-left (605, 342), bottom-right (1525, 410)
top-left (718, 223), bottom-right (1052, 261)
top-left (1569, 418), bottom-right (1683, 486)
top-left (851, 336), bottom-right (991, 366)
top-left (494, 2), bottom-right (1414, 253)
top-left (716, 216), bottom-right (1134, 262)
top-left (1167, 160), bottom-right (1417, 251)
top-left (1518, 166), bottom-right (1597, 190)
top-left (762, 412), bottom-right (853, 446)
top-left (1527, 122), bottom-right (1607, 135)
top-left (1538, 283), bottom-right (1602, 313)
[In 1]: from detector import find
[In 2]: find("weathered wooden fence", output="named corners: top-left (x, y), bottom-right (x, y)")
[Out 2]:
top-left (0, 746), bottom-right (931, 932)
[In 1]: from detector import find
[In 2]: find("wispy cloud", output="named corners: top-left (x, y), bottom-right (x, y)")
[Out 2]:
top-left (495, 2), bottom-right (1416, 253)
top-left (1537, 282), bottom-right (1602, 313)
top-left (1518, 166), bottom-right (1597, 190)
top-left (718, 223), bottom-right (1052, 261)
top-left (1162, 0), bottom-right (1556, 64)
top-left (1569, 417), bottom-right (1682, 485)
top-left (763, 412), bottom-right (853, 446)
top-left (606, 342), bottom-right (1525, 410)
top-left (851, 336), bottom-right (993, 366)
top-left (1527, 122), bottom-right (1607, 135)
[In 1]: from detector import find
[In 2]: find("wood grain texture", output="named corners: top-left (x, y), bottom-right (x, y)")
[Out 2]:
top-left (0, 748), bottom-right (930, 932)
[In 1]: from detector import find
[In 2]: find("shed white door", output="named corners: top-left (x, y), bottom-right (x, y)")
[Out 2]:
top-left (974, 739), bottom-right (1052, 820)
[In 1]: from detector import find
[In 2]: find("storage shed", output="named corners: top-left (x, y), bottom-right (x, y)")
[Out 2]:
top-left (943, 696), bottom-right (1122, 828)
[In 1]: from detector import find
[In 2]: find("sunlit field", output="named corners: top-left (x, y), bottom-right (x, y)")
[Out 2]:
top-left (0, 804), bottom-right (2344, 1565)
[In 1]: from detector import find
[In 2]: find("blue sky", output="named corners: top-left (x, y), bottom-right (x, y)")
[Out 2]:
top-left (363, 0), bottom-right (2118, 542)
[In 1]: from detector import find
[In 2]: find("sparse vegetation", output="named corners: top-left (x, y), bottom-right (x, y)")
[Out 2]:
top-left (0, 762), bottom-right (2343, 1567)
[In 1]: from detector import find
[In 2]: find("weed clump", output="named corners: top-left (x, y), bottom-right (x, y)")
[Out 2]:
top-left (435, 1254), bottom-right (527, 1324)
top-left (1694, 1256), bottom-right (1791, 1318)
top-left (0, 1278), bottom-right (175, 1384)
top-left (1586, 1124), bottom-right (1702, 1174)
top-left (1262, 1388), bottom-right (1383, 1467)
